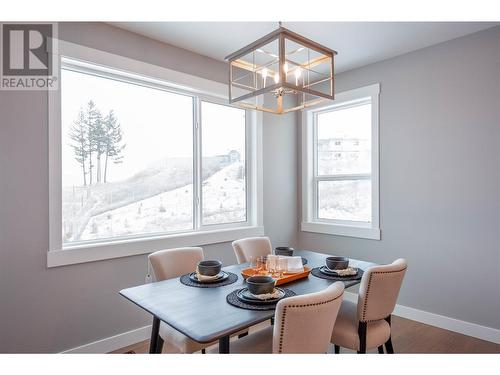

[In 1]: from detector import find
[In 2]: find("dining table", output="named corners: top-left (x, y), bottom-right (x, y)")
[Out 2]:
top-left (119, 249), bottom-right (377, 354)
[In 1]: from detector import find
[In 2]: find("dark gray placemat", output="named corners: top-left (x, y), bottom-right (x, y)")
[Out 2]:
top-left (311, 267), bottom-right (364, 281)
top-left (226, 288), bottom-right (296, 311)
top-left (180, 271), bottom-right (238, 288)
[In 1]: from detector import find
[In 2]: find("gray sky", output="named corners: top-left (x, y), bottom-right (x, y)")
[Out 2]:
top-left (317, 103), bottom-right (371, 140)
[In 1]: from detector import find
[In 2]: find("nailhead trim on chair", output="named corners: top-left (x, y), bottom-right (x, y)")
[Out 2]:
top-left (278, 292), bottom-right (344, 353)
top-left (360, 267), bottom-right (407, 323)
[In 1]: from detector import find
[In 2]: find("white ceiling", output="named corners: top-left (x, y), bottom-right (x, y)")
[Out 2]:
top-left (112, 22), bottom-right (498, 73)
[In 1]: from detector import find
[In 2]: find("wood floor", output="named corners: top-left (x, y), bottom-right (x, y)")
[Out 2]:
top-left (112, 316), bottom-right (500, 354)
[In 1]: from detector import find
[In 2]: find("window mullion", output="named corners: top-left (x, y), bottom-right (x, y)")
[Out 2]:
top-left (193, 97), bottom-right (202, 230)
top-left (313, 177), bottom-right (319, 221)
top-left (312, 112), bottom-right (319, 221)
top-left (244, 109), bottom-right (251, 225)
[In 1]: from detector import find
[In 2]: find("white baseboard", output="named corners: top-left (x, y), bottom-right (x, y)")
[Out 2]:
top-left (61, 325), bottom-right (151, 354)
top-left (343, 291), bottom-right (500, 344)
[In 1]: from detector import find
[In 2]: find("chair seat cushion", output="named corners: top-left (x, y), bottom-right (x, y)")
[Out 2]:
top-left (208, 326), bottom-right (273, 354)
top-left (160, 322), bottom-right (216, 353)
top-left (331, 300), bottom-right (391, 351)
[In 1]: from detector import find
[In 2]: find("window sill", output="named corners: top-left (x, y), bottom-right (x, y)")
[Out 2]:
top-left (47, 226), bottom-right (265, 268)
top-left (301, 221), bottom-right (380, 240)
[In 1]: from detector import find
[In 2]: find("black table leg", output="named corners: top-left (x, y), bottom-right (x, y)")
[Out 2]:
top-left (149, 316), bottom-right (161, 354)
top-left (156, 336), bottom-right (164, 354)
top-left (219, 335), bottom-right (230, 354)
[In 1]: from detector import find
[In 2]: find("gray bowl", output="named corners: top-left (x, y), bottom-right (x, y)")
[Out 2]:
top-left (246, 276), bottom-right (276, 295)
top-left (197, 260), bottom-right (222, 276)
top-left (326, 256), bottom-right (349, 270)
top-left (275, 247), bottom-right (294, 256)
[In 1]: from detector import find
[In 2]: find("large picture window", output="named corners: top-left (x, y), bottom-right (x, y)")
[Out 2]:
top-left (48, 44), bottom-right (262, 267)
top-left (302, 84), bottom-right (380, 240)
top-left (61, 68), bottom-right (195, 244)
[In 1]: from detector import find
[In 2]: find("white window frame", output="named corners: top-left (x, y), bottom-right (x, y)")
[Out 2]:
top-left (301, 83), bottom-right (380, 240)
top-left (48, 40), bottom-right (263, 267)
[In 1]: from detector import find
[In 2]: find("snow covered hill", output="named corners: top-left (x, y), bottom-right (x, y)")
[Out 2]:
top-left (78, 161), bottom-right (245, 241)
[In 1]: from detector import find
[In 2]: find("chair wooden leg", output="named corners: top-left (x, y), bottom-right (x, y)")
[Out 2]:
top-left (334, 345), bottom-right (340, 354)
top-left (378, 346), bottom-right (384, 354)
top-left (385, 337), bottom-right (394, 354)
top-left (384, 315), bottom-right (394, 353)
top-left (357, 321), bottom-right (367, 354)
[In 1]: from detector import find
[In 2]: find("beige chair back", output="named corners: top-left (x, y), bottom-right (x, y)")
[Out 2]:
top-left (148, 247), bottom-right (203, 281)
top-left (232, 237), bottom-right (272, 264)
top-left (357, 259), bottom-right (407, 322)
top-left (273, 282), bottom-right (345, 353)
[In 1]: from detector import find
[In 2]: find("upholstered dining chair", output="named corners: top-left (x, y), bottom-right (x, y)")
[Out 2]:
top-left (331, 259), bottom-right (407, 354)
top-left (209, 282), bottom-right (345, 354)
top-left (232, 236), bottom-right (272, 264)
top-left (148, 247), bottom-right (216, 354)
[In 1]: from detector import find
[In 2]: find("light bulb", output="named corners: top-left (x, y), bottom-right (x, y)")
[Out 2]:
top-left (261, 68), bottom-right (268, 87)
top-left (274, 72), bottom-right (280, 84)
top-left (283, 62), bottom-right (289, 74)
top-left (294, 68), bottom-right (302, 79)
top-left (294, 67), bottom-right (302, 86)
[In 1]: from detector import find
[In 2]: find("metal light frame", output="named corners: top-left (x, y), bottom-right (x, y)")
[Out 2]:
top-left (225, 25), bottom-right (337, 114)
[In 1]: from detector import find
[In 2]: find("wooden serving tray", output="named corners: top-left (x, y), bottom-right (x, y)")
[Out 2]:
top-left (241, 266), bottom-right (311, 286)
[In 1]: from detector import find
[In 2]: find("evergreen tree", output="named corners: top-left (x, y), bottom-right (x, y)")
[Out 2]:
top-left (84, 100), bottom-right (102, 185)
top-left (68, 109), bottom-right (88, 186)
top-left (94, 110), bottom-right (105, 183)
top-left (103, 110), bottom-right (126, 183)
top-left (69, 102), bottom-right (125, 186)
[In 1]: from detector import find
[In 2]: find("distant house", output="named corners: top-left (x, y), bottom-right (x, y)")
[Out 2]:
top-left (215, 150), bottom-right (241, 165)
top-left (228, 150), bottom-right (240, 162)
top-left (317, 138), bottom-right (369, 161)
top-left (318, 138), bottom-right (368, 152)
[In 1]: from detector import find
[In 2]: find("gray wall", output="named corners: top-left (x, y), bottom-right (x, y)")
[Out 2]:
top-left (299, 26), bottom-right (500, 329)
top-left (0, 22), bottom-right (298, 353)
top-left (263, 110), bottom-right (300, 247)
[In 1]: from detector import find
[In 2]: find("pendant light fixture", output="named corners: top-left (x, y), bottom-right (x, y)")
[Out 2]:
top-left (225, 22), bottom-right (337, 114)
